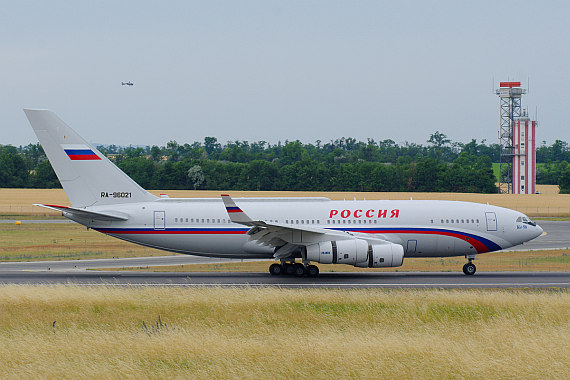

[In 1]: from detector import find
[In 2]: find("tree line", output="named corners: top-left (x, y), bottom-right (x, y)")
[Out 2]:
top-left (1, 133), bottom-right (569, 193)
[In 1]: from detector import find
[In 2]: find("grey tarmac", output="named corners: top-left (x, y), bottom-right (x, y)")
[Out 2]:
top-left (0, 271), bottom-right (567, 288)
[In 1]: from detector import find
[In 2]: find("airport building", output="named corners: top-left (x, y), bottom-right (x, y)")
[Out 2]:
top-left (512, 110), bottom-right (537, 194)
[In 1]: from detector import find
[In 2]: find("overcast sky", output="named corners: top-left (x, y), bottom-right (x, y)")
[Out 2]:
top-left (2, 1), bottom-right (569, 147)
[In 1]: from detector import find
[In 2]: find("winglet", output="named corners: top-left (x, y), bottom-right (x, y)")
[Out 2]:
top-left (221, 194), bottom-right (255, 225)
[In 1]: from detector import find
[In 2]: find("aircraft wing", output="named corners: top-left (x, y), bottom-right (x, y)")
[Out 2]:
top-left (35, 204), bottom-right (129, 221)
top-left (221, 194), bottom-right (397, 258)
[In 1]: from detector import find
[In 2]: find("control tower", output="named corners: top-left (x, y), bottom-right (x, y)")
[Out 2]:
top-left (496, 81), bottom-right (526, 194)
top-left (512, 109), bottom-right (537, 194)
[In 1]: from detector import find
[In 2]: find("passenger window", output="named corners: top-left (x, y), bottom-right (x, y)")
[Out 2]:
top-left (450, 219), bottom-right (454, 223)
top-left (446, 219), bottom-right (449, 223)
top-left (461, 219), bottom-right (464, 223)
top-left (175, 218), bottom-right (178, 222)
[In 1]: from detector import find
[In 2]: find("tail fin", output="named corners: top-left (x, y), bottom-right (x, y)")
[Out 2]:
top-left (24, 109), bottom-right (157, 207)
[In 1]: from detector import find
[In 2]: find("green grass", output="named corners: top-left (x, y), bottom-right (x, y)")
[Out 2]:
top-left (492, 162), bottom-right (500, 181)
top-left (0, 222), bottom-right (168, 261)
top-left (493, 162), bottom-right (549, 182)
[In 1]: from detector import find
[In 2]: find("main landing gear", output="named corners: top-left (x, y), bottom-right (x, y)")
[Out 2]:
top-left (463, 255), bottom-right (476, 275)
top-left (269, 262), bottom-right (319, 277)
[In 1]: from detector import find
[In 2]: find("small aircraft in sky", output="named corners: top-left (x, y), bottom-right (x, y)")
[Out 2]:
top-left (23, 109), bottom-right (543, 277)
top-left (121, 82), bottom-right (133, 86)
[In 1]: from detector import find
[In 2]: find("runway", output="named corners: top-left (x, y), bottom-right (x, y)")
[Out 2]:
top-left (0, 270), bottom-right (567, 288)
top-left (0, 220), bottom-right (568, 288)
top-left (0, 255), bottom-right (265, 271)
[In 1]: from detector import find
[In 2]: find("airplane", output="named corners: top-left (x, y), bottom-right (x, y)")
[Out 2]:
top-left (23, 109), bottom-right (544, 277)
top-left (121, 82), bottom-right (133, 86)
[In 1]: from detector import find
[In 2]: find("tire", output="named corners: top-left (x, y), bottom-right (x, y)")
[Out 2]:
top-left (284, 263), bottom-right (295, 275)
top-left (306, 265), bottom-right (319, 277)
top-left (463, 262), bottom-right (476, 275)
top-left (269, 263), bottom-right (283, 275)
top-left (293, 263), bottom-right (306, 277)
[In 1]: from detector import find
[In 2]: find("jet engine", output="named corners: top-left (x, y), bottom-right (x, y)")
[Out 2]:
top-left (306, 239), bottom-right (404, 268)
top-left (355, 243), bottom-right (404, 268)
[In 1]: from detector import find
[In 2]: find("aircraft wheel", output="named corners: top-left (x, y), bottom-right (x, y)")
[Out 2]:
top-left (269, 263), bottom-right (283, 276)
top-left (284, 263), bottom-right (296, 275)
top-left (293, 263), bottom-right (306, 277)
top-left (463, 262), bottom-right (476, 276)
top-left (306, 265), bottom-right (319, 277)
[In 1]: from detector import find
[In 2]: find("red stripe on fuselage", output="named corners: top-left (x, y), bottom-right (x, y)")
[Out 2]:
top-left (368, 228), bottom-right (489, 253)
top-left (95, 227), bottom-right (493, 253)
top-left (99, 229), bottom-right (247, 235)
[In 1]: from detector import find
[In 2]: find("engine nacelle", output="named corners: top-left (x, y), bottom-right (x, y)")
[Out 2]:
top-left (354, 243), bottom-right (404, 268)
top-left (306, 239), bottom-right (368, 265)
top-left (306, 239), bottom-right (404, 268)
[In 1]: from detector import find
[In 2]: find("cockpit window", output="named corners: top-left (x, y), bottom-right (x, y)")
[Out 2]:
top-left (516, 217), bottom-right (522, 222)
top-left (520, 216), bottom-right (536, 226)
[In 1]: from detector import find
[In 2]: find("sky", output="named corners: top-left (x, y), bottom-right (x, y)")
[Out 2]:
top-left (2, 1), bottom-right (570, 147)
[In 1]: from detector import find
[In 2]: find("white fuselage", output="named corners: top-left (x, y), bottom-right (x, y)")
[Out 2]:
top-left (65, 198), bottom-right (543, 259)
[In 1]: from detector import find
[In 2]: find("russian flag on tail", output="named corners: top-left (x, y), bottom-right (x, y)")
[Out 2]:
top-left (221, 194), bottom-right (255, 225)
top-left (62, 144), bottom-right (101, 160)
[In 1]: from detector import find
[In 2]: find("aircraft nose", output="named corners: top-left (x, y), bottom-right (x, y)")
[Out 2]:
top-left (533, 224), bottom-right (544, 239)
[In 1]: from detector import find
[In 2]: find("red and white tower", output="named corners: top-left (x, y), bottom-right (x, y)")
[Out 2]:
top-left (512, 109), bottom-right (537, 194)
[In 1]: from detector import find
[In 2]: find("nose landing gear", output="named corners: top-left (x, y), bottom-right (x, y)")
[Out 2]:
top-left (462, 255), bottom-right (476, 275)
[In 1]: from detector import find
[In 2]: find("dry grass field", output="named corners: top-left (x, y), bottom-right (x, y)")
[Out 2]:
top-left (1, 185), bottom-right (569, 217)
top-left (0, 286), bottom-right (567, 379)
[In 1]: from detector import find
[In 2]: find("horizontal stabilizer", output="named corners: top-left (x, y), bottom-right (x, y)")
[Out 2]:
top-left (35, 204), bottom-right (129, 221)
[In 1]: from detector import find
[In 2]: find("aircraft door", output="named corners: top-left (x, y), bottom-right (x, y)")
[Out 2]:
top-left (154, 211), bottom-right (165, 230)
top-left (406, 240), bottom-right (417, 254)
top-left (485, 212), bottom-right (497, 231)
